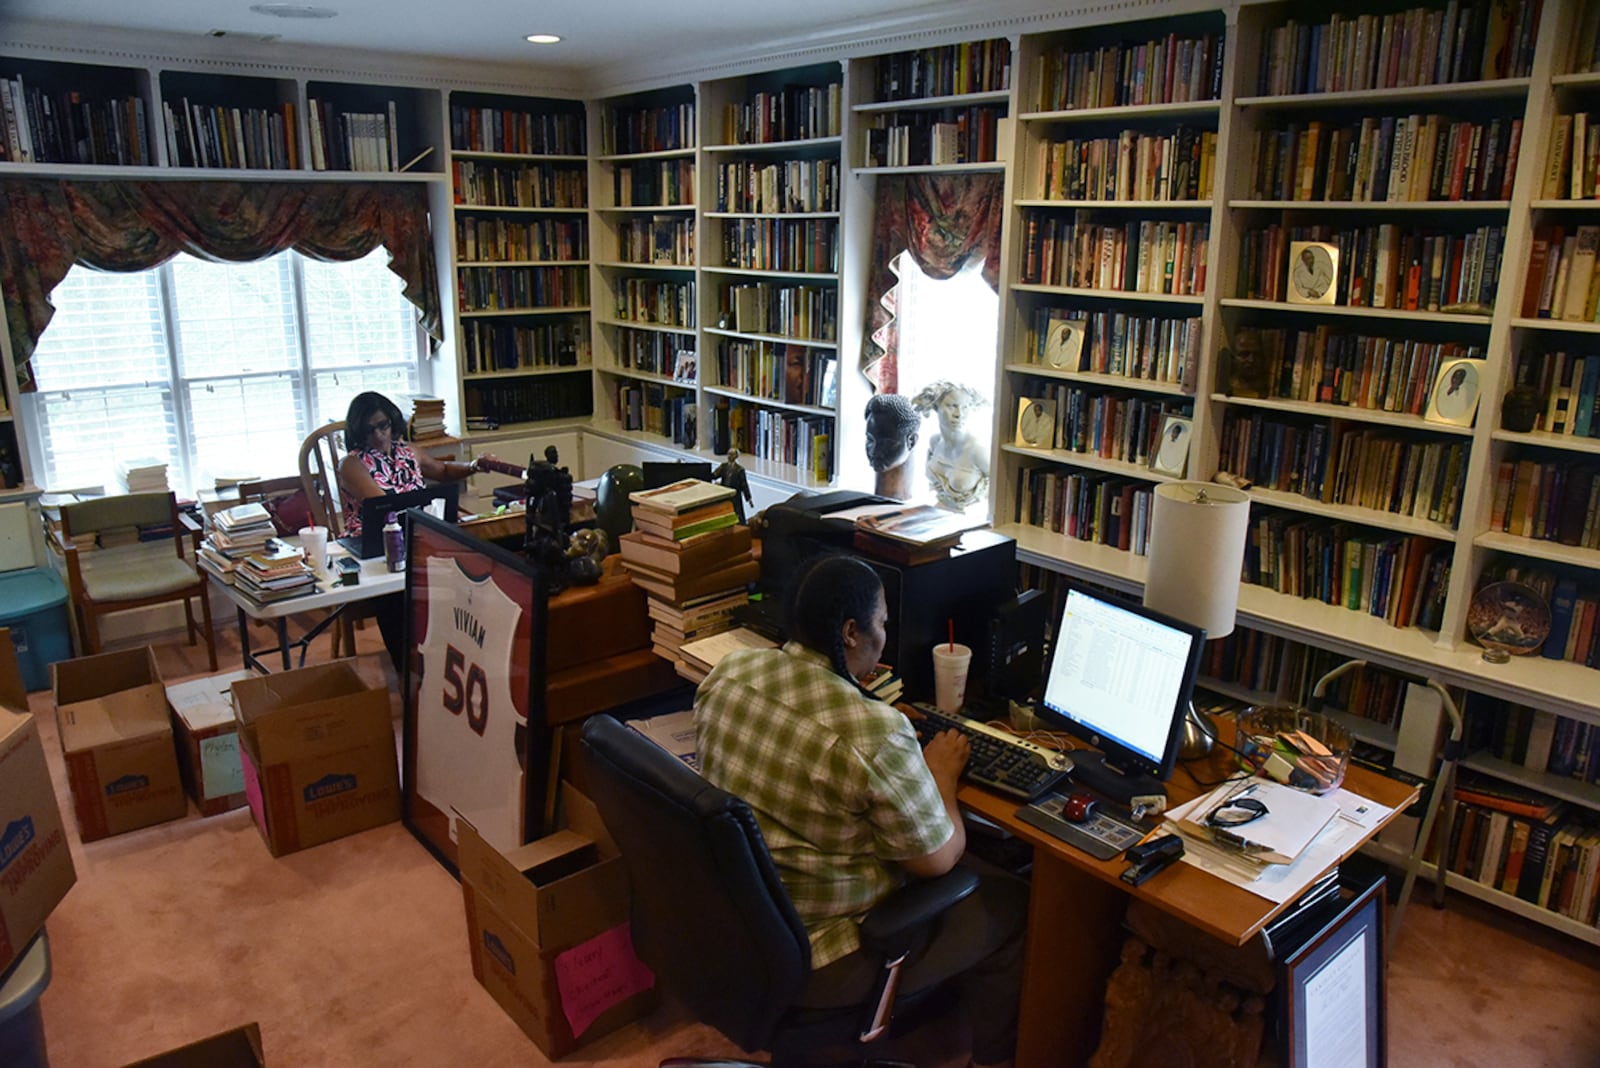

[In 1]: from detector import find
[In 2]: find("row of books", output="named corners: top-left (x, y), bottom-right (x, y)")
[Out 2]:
top-left (615, 327), bottom-right (693, 378)
top-left (1218, 413), bottom-right (1471, 527)
top-left (712, 159), bottom-right (841, 215)
top-left (1253, 3), bottom-right (1540, 97)
top-left (613, 160), bottom-right (695, 209)
top-left (1521, 226), bottom-right (1600, 323)
top-left (719, 83), bottom-right (841, 145)
top-left (460, 319), bottom-right (586, 374)
top-left (615, 383), bottom-right (696, 448)
top-left (616, 277), bottom-right (695, 329)
top-left (456, 215), bottom-right (587, 264)
top-left (862, 105), bottom-right (1004, 168)
top-left (1444, 797), bottom-right (1600, 927)
top-left (712, 341), bottom-right (838, 410)
top-left (448, 104), bottom-right (584, 156)
top-left (457, 265), bottom-right (588, 313)
top-left (1014, 469), bottom-right (1154, 556)
top-left (720, 283), bottom-right (839, 343)
top-left (1489, 459), bottom-right (1600, 548)
top-left (1226, 327), bottom-right (1482, 415)
top-left (451, 160), bottom-right (587, 209)
top-left (1023, 308), bottom-right (1201, 389)
top-left (1477, 562), bottom-right (1600, 669)
top-left (1033, 31), bottom-right (1224, 112)
top-left (1537, 112), bottom-right (1600, 200)
top-left (163, 99), bottom-right (295, 171)
top-left (1523, 350), bottom-right (1600, 437)
top-left (874, 39), bottom-right (1011, 102)
top-left (0, 77), bottom-right (150, 165)
top-left (306, 99), bottom-right (405, 172)
top-left (1247, 114), bottom-right (1520, 204)
top-left (1016, 382), bottom-right (1186, 467)
top-left (1238, 223), bottom-right (1504, 312)
top-left (462, 375), bottom-right (593, 425)
top-left (718, 218), bottom-right (838, 274)
top-left (707, 400), bottom-right (832, 481)
top-left (603, 102), bottom-right (695, 155)
top-left (1244, 516), bottom-right (1452, 630)
top-left (617, 215), bottom-right (695, 267)
top-left (1465, 697), bottom-right (1600, 784)
top-left (1033, 127), bottom-right (1217, 203)
top-left (1019, 212), bottom-right (1209, 297)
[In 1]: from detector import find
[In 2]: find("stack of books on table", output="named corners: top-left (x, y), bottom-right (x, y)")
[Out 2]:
top-left (408, 395), bottom-right (447, 441)
top-left (116, 457), bottom-right (170, 494)
top-left (677, 627), bottom-right (777, 684)
top-left (197, 502), bottom-right (276, 583)
top-left (617, 479), bottom-right (758, 675)
top-left (232, 541), bottom-right (316, 605)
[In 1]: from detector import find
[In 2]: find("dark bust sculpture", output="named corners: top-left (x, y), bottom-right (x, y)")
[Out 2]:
top-left (864, 393), bottom-right (919, 500)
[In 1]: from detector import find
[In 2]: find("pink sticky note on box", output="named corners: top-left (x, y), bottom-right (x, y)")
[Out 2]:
top-left (553, 922), bottom-right (655, 1038)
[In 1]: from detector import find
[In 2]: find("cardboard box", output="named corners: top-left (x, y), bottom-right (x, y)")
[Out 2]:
top-left (460, 784), bottom-right (657, 1058)
top-left (123, 1021), bottom-right (265, 1067)
top-left (54, 647), bottom-right (187, 842)
top-left (166, 670), bottom-right (256, 817)
top-left (231, 662), bottom-right (399, 857)
top-left (0, 632), bottom-right (77, 977)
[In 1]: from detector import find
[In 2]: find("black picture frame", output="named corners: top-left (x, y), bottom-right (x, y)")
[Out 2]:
top-left (1280, 875), bottom-right (1387, 1068)
top-left (401, 510), bottom-right (549, 875)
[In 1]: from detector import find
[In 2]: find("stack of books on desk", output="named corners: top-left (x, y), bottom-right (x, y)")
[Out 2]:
top-left (232, 541), bottom-right (316, 604)
top-left (408, 395), bottom-right (447, 441)
top-left (618, 481), bottom-right (757, 676)
top-left (198, 503), bottom-right (276, 583)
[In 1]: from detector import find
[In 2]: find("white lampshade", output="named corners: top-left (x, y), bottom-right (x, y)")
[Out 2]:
top-left (1143, 482), bottom-right (1251, 640)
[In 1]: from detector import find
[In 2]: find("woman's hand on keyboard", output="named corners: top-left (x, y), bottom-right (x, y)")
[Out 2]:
top-left (922, 729), bottom-right (971, 796)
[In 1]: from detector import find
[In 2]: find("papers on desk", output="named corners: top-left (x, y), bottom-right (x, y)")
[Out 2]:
top-left (1161, 778), bottom-right (1397, 905)
top-left (679, 627), bottom-right (776, 678)
top-left (1171, 778), bottom-right (1339, 864)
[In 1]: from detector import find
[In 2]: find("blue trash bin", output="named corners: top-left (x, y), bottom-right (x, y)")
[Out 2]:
top-left (0, 929), bottom-right (51, 1068)
top-left (0, 569), bottom-right (71, 692)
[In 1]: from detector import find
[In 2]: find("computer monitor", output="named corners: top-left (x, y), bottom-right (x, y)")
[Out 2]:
top-left (339, 483), bottom-right (460, 559)
top-left (1036, 585), bottom-right (1205, 803)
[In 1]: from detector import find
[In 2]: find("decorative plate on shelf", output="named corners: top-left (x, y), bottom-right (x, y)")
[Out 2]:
top-left (1467, 581), bottom-right (1551, 663)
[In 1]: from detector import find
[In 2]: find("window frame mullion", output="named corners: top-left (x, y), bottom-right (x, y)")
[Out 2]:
top-left (289, 251), bottom-right (316, 438)
top-left (154, 261), bottom-right (191, 494)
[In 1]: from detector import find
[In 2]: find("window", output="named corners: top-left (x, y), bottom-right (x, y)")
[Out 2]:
top-left (23, 248), bottom-right (423, 495)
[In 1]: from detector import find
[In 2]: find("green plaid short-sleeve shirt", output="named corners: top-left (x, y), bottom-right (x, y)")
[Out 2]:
top-left (694, 641), bottom-right (953, 968)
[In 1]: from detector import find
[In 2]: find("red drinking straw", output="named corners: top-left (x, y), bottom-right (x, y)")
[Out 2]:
top-left (948, 619), bottom-right (954, 653)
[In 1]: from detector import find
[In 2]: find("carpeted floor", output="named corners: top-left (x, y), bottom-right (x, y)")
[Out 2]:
top-left (21, 625), bottom-right (1600, 1066)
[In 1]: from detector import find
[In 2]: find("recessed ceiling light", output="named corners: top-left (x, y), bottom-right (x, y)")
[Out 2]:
top-left (250, 4), bottom-right (339, 19)
top-left (525, 33), bottom-right (562, 44)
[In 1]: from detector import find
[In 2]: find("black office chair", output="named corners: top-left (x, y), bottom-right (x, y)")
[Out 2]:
top-left (579, 714), bottom-right (979, 1068)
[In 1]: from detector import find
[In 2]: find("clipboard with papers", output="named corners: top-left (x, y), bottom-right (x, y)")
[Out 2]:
top-left (1168, 777), bottom-right (1340, 865)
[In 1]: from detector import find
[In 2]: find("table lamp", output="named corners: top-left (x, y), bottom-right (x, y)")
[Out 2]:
top-left (1142, 482), bottom-right (1252, 758)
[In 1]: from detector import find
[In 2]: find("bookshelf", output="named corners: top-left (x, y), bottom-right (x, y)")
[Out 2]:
top-left (590, 85), bottom-right (699, 449)
top-left (449, 92), bottom-right (591, 433)
top-left (699, 62), bottom-right (843, 486)
top-left (847, 37), bottom-right (1012, 172)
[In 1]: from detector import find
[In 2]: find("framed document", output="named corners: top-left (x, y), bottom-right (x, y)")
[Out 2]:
top-left (403, 511), bottom-right (549, 871)
top-left (1287, 241), bottom-right (1339, 305)
top-left (1015, 396), bottom-right (1057, 448)
top-left (1150, 414), bottom-right (1193, 477)
top-left (1280, 877), bottom-right (1386, 1068)
top-left (1423, 357), bottom-right (1482, 426)
top-left (1043, 317), bottom-right (1087, 370)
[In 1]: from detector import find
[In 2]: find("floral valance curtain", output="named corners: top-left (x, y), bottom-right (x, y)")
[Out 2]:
top-left (0, 178), bottom-right (442, 392)
top-left (861, 173), bottom-right (1003, 393)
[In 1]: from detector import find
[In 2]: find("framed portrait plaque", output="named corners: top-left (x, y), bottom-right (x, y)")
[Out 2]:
top-left (1423, 357), bottom-right (1482, 426)
top-left (1150, 414), bottom-right (1193, 477)
top-left (1287, 240), bottom-right (1339, 305)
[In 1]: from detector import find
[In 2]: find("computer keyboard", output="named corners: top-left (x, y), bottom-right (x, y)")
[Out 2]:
top-left (910, 704), bottom-right (1073, 801)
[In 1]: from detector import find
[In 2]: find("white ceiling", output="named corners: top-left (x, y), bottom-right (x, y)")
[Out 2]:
top-left (0, 0), bottom-right (1087, 91)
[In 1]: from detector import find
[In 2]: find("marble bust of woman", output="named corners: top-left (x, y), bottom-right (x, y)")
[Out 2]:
top-left (911, 380), bottom-right (989, 512)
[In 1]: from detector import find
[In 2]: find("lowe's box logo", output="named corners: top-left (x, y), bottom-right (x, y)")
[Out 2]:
top-left (483, 931), bottom-right (516, 975)
top-left (304, 773), bottom-right (357, 803)
top-left (106, 774), bottom-right (149, 796)
top-left (0, 817), bottom-right (35, 871)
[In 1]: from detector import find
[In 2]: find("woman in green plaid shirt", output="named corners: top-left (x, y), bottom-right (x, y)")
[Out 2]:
top-left (695, 555), bottom-right (1026, 1067)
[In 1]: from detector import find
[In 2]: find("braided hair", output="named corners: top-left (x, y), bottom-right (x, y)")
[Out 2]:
top-left (789, 554), bottom-right (884, 684)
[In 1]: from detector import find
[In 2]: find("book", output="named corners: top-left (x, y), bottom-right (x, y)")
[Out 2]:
top-left (622, 556), bottom-right (761, 605)
top-left (629, 478), bottom-right (737, 515)
top-left (626, 709), bottom-right (700, 771)
top-left (1453, 773), bottom-right (1565, 820)
top-left (679, 626), bottom-right (778, 676)
top-left (617, 526), bottom-right (753, 575)
top-left (853, 505), bottom-right (987, 546)
top-left (631, 502), bottom-right (739, 541)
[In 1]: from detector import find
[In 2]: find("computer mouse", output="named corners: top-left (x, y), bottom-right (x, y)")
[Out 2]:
top-left (1063, 790), bottom-right (1098, 823)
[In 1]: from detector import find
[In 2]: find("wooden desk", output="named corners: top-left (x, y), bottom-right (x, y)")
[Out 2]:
top-left (959, 750), bottom-right (1419, 1067)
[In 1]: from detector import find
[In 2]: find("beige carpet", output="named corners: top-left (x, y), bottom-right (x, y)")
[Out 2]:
top-left (20, 626), bottom-right (1600, 1066)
